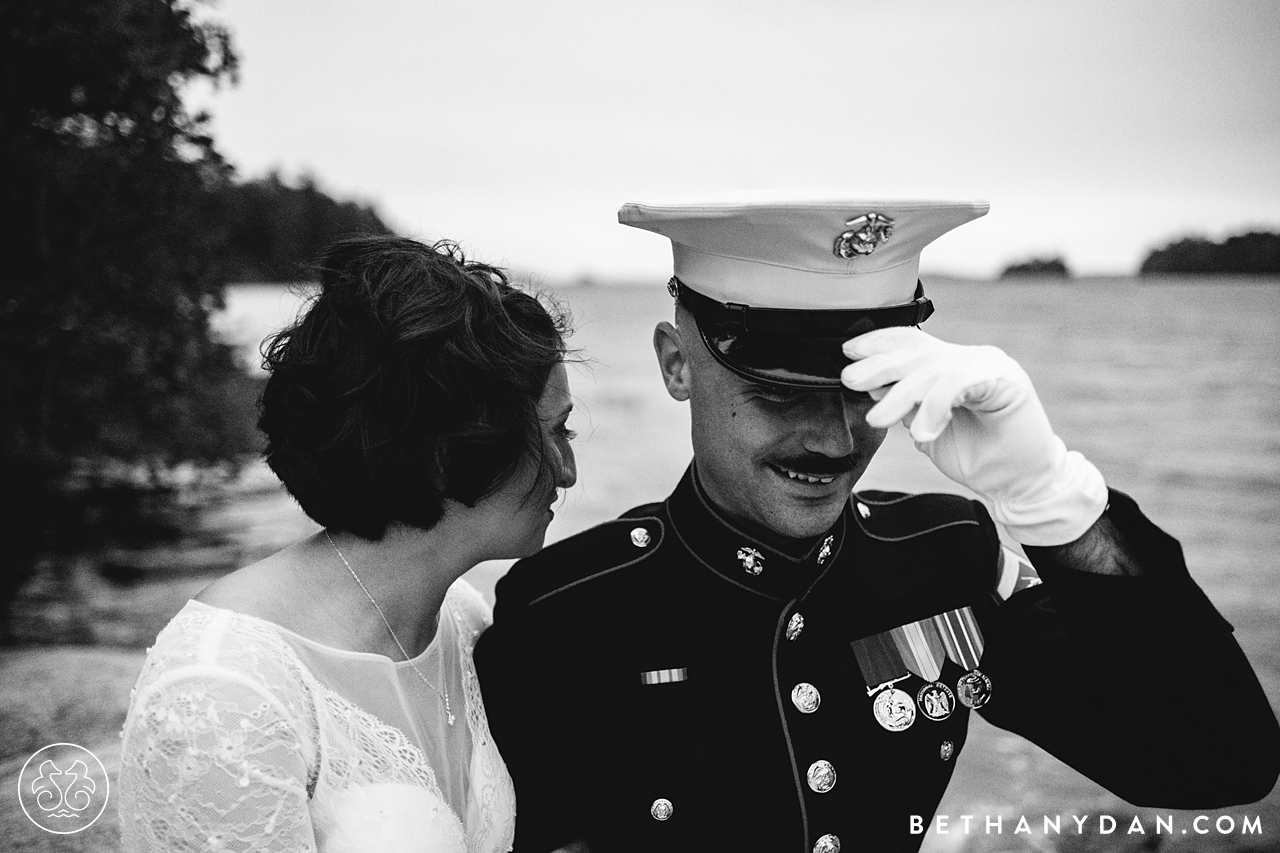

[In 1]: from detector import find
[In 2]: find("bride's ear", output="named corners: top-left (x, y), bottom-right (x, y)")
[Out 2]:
top-left (653, 321), bottom-right (691, 402)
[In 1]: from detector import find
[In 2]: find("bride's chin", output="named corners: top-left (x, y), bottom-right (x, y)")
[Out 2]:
top-left (499, 530), bottom-right (550, 562)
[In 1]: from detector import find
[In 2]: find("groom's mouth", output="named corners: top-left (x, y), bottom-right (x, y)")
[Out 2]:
top-left (767, 463), bottom-right (839, 486)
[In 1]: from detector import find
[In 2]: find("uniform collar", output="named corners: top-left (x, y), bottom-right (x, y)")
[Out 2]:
top-left (665, 463), bottom-right (848, 601)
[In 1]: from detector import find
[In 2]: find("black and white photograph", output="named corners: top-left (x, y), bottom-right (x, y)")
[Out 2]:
top-left (3, 1), bottom-right (1279, 851)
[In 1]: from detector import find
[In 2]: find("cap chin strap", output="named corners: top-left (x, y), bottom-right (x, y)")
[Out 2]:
top-left (668, 277), bottom-right (933, 336)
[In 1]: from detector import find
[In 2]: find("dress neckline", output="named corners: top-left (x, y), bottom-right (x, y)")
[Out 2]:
top-left (182, 597), bottom-right (446, 667)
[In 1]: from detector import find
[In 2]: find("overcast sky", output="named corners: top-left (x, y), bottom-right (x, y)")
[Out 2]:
top-left (193, 0), bottom-right (1280, 281)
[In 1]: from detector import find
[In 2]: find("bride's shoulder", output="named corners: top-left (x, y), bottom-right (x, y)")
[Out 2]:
top-left (445, 578), bottom-right (493, 640)
top-left (137, 556), bottom-right (323, 705)
top-left (189, 543), bottom-right (337, 637)
top-left (139, 599), bottom-right (304, 692)
top-left (193, 547), bottom-right (309, 627)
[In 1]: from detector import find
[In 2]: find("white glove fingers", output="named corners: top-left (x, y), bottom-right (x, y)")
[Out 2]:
top-left (841, 326), bottom-right (930, 360)
top-left (842, 326), bottom-right (1103, 546)
top-left (863, 360), bottom-right (953, 429)
top-left (841, 349), bottom-right (941, 393)
top-left (910, 370), bottom-right (992, 442)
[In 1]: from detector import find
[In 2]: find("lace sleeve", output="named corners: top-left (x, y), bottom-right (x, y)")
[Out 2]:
top-left (448, 578), bottom-right (493, 641)
top-left (119, 663), bottom-right (317, 852)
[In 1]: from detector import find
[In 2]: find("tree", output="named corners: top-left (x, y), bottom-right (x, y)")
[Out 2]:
top-left (999, 256), bottom-right (1071, 278)
top-left (1140, 231), bottom-right (1280, 274)
top-left (0, 0), bottom-right (258, 626)
top-left (217, 172), bottom-right (394, 281)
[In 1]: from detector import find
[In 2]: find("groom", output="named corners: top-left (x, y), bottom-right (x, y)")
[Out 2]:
top-left (475, 197), bottom-right (1280, 852)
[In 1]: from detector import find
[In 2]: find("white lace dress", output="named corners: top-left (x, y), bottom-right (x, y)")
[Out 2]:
top-left (118, 579), bottom-right (516, 853)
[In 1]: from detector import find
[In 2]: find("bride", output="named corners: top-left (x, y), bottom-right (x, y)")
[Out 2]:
top-left (118, 235), bottom-right (577, 852)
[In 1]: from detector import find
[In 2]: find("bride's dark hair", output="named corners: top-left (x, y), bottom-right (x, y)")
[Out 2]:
top-left (259, 235), bottom-right (571, 540)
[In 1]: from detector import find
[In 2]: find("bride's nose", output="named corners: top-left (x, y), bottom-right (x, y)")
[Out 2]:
top-left (555, 442), bottom-right (578, 490)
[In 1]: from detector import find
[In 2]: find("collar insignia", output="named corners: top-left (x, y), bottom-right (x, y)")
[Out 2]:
top-left (737, 546), bottom-right (765, 576)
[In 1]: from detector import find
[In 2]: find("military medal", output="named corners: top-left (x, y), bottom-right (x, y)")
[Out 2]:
top-left (917, 681), bottom-right (955, 721)
top-left (956, 670), bottom-right (992, 709)
top-left (890, 617), bottom-right (953, 722)
top-left (855, 606), bottom-right (993, 728)
top-left (933, 607), bottom-right (993, 709)
top-left (851, 631), bottom-right (916, 732)
top-left (871, 685), bottom-right (916, 731)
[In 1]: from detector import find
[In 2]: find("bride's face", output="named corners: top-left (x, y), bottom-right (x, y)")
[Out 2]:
top-left (477, 363), bottom-right (577, 559)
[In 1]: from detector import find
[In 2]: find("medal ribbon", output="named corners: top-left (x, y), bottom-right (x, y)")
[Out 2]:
top-left (891, 619), bottom-right (946, 683)
top-left (932, 607), bottom-right (985, 672)
top-left (854, 606), bottom-right (985, 689)
top-left (850, 631), bottom-right (909, 692)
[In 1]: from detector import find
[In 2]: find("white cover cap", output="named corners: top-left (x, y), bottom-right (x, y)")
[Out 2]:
top-left (618, 196), bottom-right (989, 310)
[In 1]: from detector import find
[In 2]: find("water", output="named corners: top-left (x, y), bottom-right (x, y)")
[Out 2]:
top-left (214, 276), bottom-right (1280, 848)
top-left (217, 275), bottom-right (1280, 603)
top-left (7, 276), bottom-right (1277, 851)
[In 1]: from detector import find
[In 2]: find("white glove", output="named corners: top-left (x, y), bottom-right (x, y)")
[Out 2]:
top-left (840, 327), bottom-right (1107, 546)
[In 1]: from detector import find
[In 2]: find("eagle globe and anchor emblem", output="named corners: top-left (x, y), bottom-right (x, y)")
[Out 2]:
top-left (737, 546), bottom-right (765, 576)
top-left (17, 743), bottom-right (110, 834)
top-left (833, 212), bottom-right (894, 258)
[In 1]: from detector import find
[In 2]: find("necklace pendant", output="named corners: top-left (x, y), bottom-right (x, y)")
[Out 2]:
top-left (447, 711), bottom-right (456, 726)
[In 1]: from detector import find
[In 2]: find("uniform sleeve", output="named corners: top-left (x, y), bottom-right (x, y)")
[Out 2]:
top-left (474, 572), bottom-right (592, 853)
top-left (119, 663), bottom-right (317, 852)
top-left (978, 488), bottom-right (1280, 807)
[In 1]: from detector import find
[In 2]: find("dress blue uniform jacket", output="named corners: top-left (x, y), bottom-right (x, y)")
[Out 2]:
top-left (474, 465), bottom-right (1280, 852)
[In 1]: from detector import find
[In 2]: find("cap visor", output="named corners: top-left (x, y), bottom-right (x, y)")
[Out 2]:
top-left (699, 324), bottom-right (859, 390)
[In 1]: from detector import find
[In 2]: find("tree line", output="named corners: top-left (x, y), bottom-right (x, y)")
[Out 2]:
top-left (1000, 231), bottom-right (1280, 279)
top-left (0, 0), bottom-right (391, 631)
top-left (217, 172), bottom-right (393, 281)
top-left (3, 0), bottom-right (1275, 634)
top-left (1139, 231), bottom-right (1280, 275)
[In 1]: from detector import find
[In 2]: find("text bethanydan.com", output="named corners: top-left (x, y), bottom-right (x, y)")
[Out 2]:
top-left (910, 814), bottom-right (1263, 838)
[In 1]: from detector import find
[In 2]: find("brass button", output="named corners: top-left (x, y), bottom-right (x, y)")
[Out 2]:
top-left (940, 740), bottom-right (955, 761)
top-left (650, 797), bottom-right (673, 821)
top-left (791, 682), bottom-right (821, 714)
top-left (630, 527), bottom-right (651, 547)
top-left (785, 612), bottom-right (805, 641)
top-left (806, 759), bottom-right (836, 793)
top-left (814, 833), bottom-right (841, 853)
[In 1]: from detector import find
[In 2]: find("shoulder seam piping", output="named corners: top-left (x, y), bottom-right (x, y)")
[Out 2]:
top-left (527, 517), bottom-right (665, 606)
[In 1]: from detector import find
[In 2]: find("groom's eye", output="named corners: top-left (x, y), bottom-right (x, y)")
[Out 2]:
top-left (748, 385), bottom-right (803, 405)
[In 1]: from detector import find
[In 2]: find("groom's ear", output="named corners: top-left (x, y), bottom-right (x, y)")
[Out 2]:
top-left (653, 320), bottom-right (692, 402)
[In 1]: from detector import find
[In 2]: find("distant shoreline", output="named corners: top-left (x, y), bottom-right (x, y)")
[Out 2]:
top-left (225, 272), bottom-right (1280, 292)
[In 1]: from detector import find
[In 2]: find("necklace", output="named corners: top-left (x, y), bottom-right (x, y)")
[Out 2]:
top-left (325, 531), bottom-right (455, 726)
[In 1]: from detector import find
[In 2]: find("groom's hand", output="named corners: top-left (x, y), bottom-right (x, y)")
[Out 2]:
top-left (840, 326), bottom-right (1107, 547)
